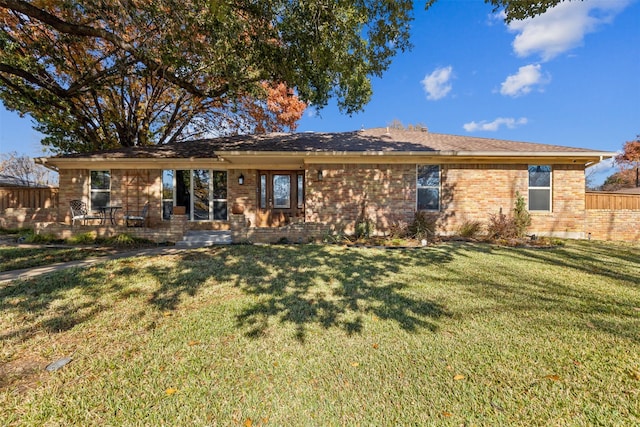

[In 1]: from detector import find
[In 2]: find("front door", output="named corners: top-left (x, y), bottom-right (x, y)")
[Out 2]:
top-left (257, 171), bottom-right (304, 227)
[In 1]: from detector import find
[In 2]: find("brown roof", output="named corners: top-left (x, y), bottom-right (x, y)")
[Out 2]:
top-left (54, 127), bottom-right (612, 159)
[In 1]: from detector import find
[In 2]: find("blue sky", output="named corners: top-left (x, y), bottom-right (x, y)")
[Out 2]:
top-left (1, 0), bottom-right (639, 185)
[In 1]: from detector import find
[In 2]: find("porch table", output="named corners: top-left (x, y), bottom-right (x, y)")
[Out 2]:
top-left (98, 206), bottom-right (122, 225)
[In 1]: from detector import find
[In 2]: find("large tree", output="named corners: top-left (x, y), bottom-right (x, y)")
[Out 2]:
top-left (1, 0), bottom-right (572, 153)
top-left (615, 136), bottom-right (640, 188)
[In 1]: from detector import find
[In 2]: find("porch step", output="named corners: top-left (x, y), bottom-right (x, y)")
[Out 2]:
top-left (176, 230), bottom-right (232, 248)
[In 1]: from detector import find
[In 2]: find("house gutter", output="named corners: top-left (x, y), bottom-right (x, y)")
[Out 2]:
top-left (218, 150), bottom-right (616, 158)
top-left (36, 150), bottom-right (616, 169)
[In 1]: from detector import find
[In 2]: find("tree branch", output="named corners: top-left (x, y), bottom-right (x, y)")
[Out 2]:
top-left (1, 0), bottom-right (229, 98)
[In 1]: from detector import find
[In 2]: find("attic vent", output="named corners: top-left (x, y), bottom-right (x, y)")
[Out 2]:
top-left (420, 126), bottom-right (428, 133)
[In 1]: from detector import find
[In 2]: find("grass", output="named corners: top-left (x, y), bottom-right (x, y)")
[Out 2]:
top-left (0, 247), bottom-right (119, 272)
top-left (0, 232), bottom-right (157, 272)
top-left (0, 241), bottom-right (638, 425)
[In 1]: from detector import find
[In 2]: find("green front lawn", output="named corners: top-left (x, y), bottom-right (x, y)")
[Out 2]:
top-left (1, 241), bottom-right (638, 425)
top-left (0, 246), bottom-right (117, 272)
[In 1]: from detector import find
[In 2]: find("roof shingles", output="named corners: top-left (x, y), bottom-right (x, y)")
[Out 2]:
top-left (54, 128), bottom-right (609, 159)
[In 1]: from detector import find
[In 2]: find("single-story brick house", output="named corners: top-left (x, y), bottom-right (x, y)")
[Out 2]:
top-left (37, 127), bottom-right (616, 243)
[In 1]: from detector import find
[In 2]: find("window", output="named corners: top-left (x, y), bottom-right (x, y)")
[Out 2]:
top-left (90, 170), bottom-right (110, 209)
top-left (260, 174), bottom-right (267, 209)
top-left (162, 170), bottom-right (174, 220)
top-left (212, 170), bottom-right (228, 220)
top-left (170, 169), bottom-right (227, 221)
top-left (528, 165), bottom-right (552, 211)
top-left (297, 174), bottom-right (304, 209)
top-left (417, 165), bottom-right (440, 211)
top-left (193, 169), bottom-right (210, 221)
top-left (273, 174), bottom-right (291, 208)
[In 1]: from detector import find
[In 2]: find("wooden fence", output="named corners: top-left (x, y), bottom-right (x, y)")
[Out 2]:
top-left (0, 186), bottom-right (59, 210)
top-left (586, 191), bottom-right (640, 210)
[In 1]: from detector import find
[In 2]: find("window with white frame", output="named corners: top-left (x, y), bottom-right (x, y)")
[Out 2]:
top-left (528, 165), bottom-right (552, 211)
top-left (165, 169), bottom-right (227, 221)
top-left (90, 170), bottom-right (110, 209)
top-left (417, 165), bottom-right (440, 211)
top-left (162, 170), bottom-right (174, 220)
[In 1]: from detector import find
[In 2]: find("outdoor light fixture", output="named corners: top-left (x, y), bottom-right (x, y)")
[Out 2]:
top-left (317, 169), bottom-right (323, 181)
top-left (238, 173), bottom-right (244, 185)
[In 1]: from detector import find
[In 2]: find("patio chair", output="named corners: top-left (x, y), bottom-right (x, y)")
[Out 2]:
top-left (123, 202), bottom-right (149, 227)
top-left (69, 199), bottom-right (103, 226)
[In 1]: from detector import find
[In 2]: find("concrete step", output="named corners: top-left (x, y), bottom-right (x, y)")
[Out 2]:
top-left (176, 230), bottom-right (232, 248)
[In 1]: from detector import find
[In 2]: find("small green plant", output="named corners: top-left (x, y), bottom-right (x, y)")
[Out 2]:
top-left (67, 232), bottom-right (97, 245)
top-left (354, 217), bottom-right (375, 240)
top-left (513, 191), bottom-right (531, 238)
top-left (0, 227), bottom-right (31, 235)
top-left (409, 211), bottom-right (436, 240)
top-left (24, 232), bottom-right (61, 244)
top-left (457, 220), bottom-right (483, 239)
top-left (104, 233), bottom-right (152, 247)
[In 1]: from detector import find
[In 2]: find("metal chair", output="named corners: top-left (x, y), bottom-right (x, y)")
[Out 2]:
top-left (69, 199), bottom-right (103, 226)
top-left (123, 202), bottom-right (149, 227)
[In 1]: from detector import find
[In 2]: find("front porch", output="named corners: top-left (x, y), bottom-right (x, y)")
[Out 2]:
top-left (33, 213), bottom-right (328, 245)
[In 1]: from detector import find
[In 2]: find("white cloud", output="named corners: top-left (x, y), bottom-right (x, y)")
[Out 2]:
top-left (305, 106), bottom-right (318, 118)
top-left (421, 66), bottom-right (453, 100)
top-left (463, 117), bottom-right (528, 132)
top-left (500, 64), bottom-right (549, 97)
top-left (507, 0), bottom-right (630, 61)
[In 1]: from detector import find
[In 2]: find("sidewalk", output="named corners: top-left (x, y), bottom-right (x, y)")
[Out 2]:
top-left (0, 247), bottom-right (183, 284)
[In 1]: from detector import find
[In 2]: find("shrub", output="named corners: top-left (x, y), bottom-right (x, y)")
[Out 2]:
top-left (457, 220), bottom-right (483, 239)
top-left (387, 219), bottom-right (409, 239)
top-left (487, 209), bottom-right (518, 240)
top-left (409, 211), bottom-right (436, 240)
top-left (24, 232), bottom-right (61, 244)
top-left (67, 232), bottom-right (97, 245)
top-left (513, 191), bottom-right (531, 238)
top-left (0, 227), bottom-right (31, 235)
top-left (105, 233), bottom-right (153, 247)
top-left (354, 217), bottom-right (375, 240)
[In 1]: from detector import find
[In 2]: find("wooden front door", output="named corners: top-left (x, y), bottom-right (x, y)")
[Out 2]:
top-left (256, 171), bottom-right (304, 227)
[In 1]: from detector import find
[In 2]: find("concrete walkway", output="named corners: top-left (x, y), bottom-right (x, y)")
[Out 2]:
top-left (0, 247), bottom-right (184, 284)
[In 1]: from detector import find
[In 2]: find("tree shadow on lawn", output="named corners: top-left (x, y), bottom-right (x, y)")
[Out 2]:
top-left (141, 245), bottom-right (460, 342)
top-left (0, 266), bottom-right (116, 342)
top-left (233, 246), bottom-right (456, 341)
top-left (8, 241), bottom-right (632, 346)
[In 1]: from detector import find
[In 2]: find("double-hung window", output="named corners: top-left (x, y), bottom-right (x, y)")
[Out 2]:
top-left (417, 165), bottom-right (440, 211)
top-left (90, 170), bottom-right (110, 209)
top-left (528, 165), bottom-right (552, 211)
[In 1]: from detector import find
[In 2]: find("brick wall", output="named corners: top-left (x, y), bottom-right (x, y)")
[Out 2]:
top-left (585, 210), bottom-right (640, 242)
top-left (304, 162), bottom-right (588, 238)
top-left (58, 169), bottom-right (90, 224)
top-left (305, 164), bottom-right (416, 234)
top-left (227, 169), bottom-right (258, 228)
top-left (439, 163), bottom-right (586, 238)
top-left (34, 214), bottom-right (188, 243)
top-left (1, 208), bottom-right (57, 229)
top-left (51, 163), bottom-right (636, 243)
